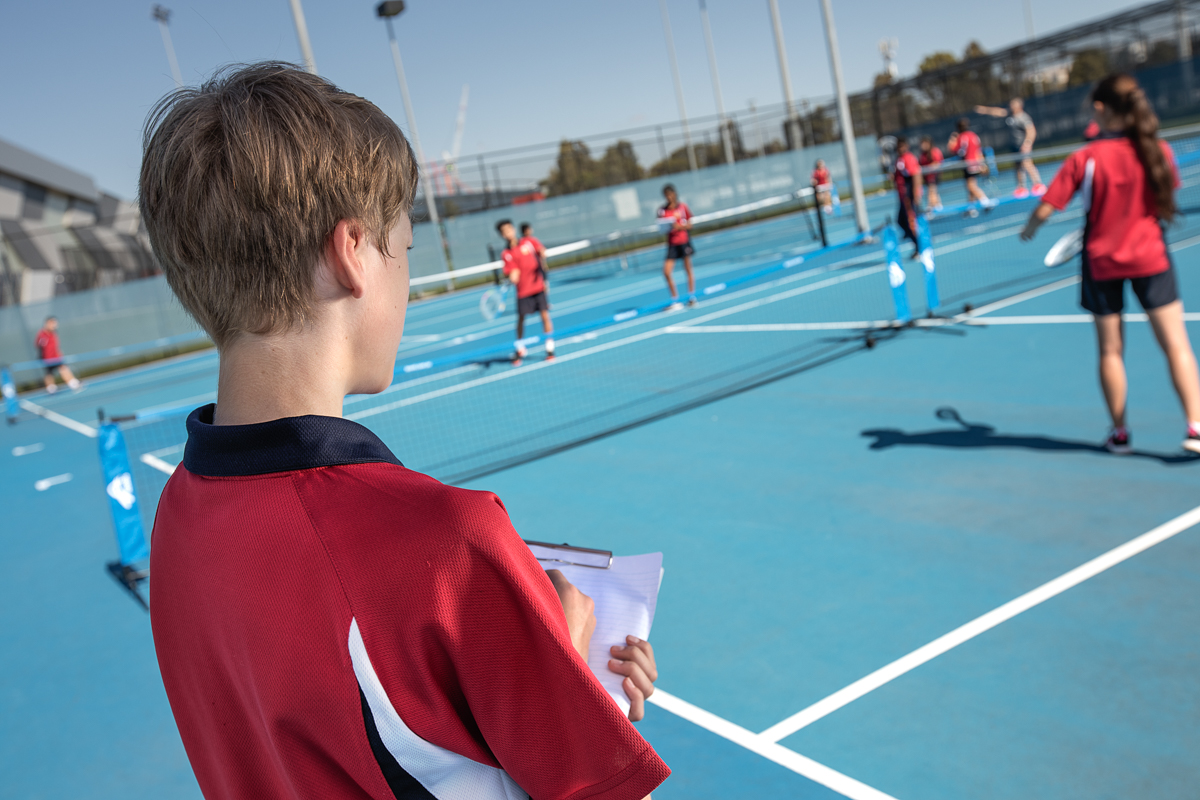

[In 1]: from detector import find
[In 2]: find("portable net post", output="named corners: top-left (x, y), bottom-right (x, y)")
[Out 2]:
top-left (97, 409), bottom-right (150, 610)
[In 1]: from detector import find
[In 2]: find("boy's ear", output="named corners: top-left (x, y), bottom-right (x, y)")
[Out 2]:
top-left (326, 219), bottom-right (369, 299)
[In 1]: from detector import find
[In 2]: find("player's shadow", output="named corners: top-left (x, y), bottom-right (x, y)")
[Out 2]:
top-left (861, 407), bottom-right (1199, 465)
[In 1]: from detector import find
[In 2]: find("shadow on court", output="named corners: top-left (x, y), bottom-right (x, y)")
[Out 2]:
top-left (861, 407), bottom-right (1200, 465)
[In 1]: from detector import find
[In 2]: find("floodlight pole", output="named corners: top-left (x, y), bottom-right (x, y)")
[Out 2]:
top-left (1023, 0), bottom-right (1036, 40)
top-left (379, 6), bottom-right (451, 278)
top-left (659, 0), bottom-right (698, 171)
top-left (699, 0), bottom-right (735, 165)
top-left (288, 0), bottom-right (318, 74)
top-left (151, 5), bottom-right (183, 88)
top-left (819, 0), bottom-right (870, 234)
top-left (767, 0), bottom-right (802, 149)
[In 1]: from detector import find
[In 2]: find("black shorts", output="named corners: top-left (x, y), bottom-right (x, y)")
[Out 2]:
top-left (1080, 253), bottom-right (1179, 315)
top-left (517, 291), bottom-right (550, 316)
top-left (924, 172), bottom-right (939, 186)
top-left (666, 242), bottom-right (694, 261)
top-left (43, 359), bottom-right (62, 376)
top-left (964, 166), bottom-right (985, 182)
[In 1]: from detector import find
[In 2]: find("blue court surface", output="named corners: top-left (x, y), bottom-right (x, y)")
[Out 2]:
top-left (4, 150), bottom-right (1200, 799)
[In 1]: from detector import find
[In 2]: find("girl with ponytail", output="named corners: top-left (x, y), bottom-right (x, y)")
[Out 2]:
top-left (1022, 73), bottom-right (1200, 454)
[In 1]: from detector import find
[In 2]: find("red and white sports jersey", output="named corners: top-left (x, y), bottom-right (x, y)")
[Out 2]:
top-left (502, 240), bottom-right (545, 298)
top-left (918, 147), bottom-right (943, 171)
top-left (951, 131), bottom-right (983, 166)
top-left (1042, 136), bottom-right (1179, 280)
top-left (150, 405), bottom-right (670, 800)
top-left (893, 152), bottom-right (922, 199)
top-left (35, 329), bottom-right (61, 360)
top-left (657, 202), bottom-right (691, 246)
top-left (811, 167), bottom-right (831, 187)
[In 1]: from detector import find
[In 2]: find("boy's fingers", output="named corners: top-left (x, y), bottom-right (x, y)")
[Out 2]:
top-left (622, 677), bottom-right (646, 722)
top-left (609, 658), bottom-right (655, 702)
top-left (610, 640), bottom-right (658, 682)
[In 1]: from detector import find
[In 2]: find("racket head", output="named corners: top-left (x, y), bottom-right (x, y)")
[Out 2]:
top-left (1044, 229), bottom-right (1084, 268)
top-left (479, 288), bottom-right (506, 321)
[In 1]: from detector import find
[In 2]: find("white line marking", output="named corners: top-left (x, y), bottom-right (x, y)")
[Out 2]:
top-left (19, 400), bottom-right (97, 438)
top-left (760, 502), bottom-right (1200, 744)
top-left (649, 690), bottom-right (900, 800)
top-left (35, 473), bottom-right (73, 491)
top-left (12, 443), bottom-right (45, 456)
top-left (666, 312), bottom-right (1200, 333)
top-left (140, 453), bottom-right (177, 476)
top-left (956, 276), bottom-right (1081, 318)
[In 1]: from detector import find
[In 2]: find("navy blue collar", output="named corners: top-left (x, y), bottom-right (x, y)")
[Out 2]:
top-left (182, 404), bottom-right (402, 477)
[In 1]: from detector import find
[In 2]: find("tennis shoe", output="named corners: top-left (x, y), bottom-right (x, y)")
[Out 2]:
top-left (667, 301), bottom-right (684, 312)
top-left (1104, 428), bottom-right (1132, 454)
top-left (45, 383), bottom-right (57, 395)
top-left (1013, 187), bottom-right (1030, 199)
top-left (1032, 183), bottom-right (1047, 196)
top-left (965, 208), bottom-right (980, 219)
top-left (687, 296), bottom-right (698, 308)
top-left (1184, 428), bottom-right (1200, 454)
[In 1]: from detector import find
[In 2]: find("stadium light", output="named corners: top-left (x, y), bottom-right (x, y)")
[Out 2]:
top-left (376, 1), bottom-right (452, 279)
top-left (151, 5), bottom-right (184, 89)
top-left (287, 0), bottom-right (318, 75)
top-left (698, 0), bottom-right (735, 166)
top-left (767, 0), bottom-right (802, 150)
top-left (818, 0), bottom-right (870, 234)
top-left (658, 0), bottom-right (698, 172)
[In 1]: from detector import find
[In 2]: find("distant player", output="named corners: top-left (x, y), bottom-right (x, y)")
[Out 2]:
top-left (519, 222), bottom-right (549, 297)
top-left (893, 138), bottom-right (923, 258)
top-left (1021, 73), bottom-right (1200, 454)
top-left (658, 184), bottom-right (696, 310)
top-left (975, 98), bottom-right (1045, 197)
top-left (34, 316), bottom-right (81, 394)
top-left (811, 159), bottom-right (833, 213)
top-left (948, 117), bottom-right (991, 213)
top-left (918, 135), bottom-right (943, 212)
top-left (497, 219), bottom-right (554, 365)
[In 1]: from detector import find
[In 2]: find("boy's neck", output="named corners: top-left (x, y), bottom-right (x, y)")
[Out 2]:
top-left (214, 330), bottom-right (350, 425)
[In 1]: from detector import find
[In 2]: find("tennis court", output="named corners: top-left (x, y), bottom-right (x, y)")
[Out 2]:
top-left (4, 143), bottom-right (1200, 799)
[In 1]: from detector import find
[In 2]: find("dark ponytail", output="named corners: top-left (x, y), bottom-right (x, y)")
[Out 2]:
top-left (1093, 74), bottom-right (1176, 222)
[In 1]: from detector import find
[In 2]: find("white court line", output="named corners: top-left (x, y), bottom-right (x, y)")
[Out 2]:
top-left (12, 443), bottom-right (45, 456)
top-left (666, 312), bottom-right (1200, 333)
top-left (19, 399), bottom-right (98, 438)
top-left (140, 453), bottom-right (177, 476)
top-left (648, 690), bottom-right (900, 800)
top-left (34, 473), bottom-right (73, 491)
top-left (759, 502), bottom-right (1200, 744)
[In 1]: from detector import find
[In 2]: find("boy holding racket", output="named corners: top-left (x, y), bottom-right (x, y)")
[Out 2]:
top-left (1021, 73), bottom-right (1200, 454)
top-left (658, 184), bottom-right (696, 310)
top-left (499, 219), bottom-right (554, 365)
top-left (141, 63), bottom-right (668, 799)
top-left (948, 117), bottom-right (991, 213)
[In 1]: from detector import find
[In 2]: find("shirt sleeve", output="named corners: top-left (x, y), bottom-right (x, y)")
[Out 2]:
top-left (1041, 150), bottom-right (1085, 211)
top-left (443, 498), bottom-right (671, 800)
top-left (501, 249), bottom-right (516, 275)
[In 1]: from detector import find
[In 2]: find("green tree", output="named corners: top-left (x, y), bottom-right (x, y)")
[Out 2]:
top-left (598, 140), bottom-right (644, 185)
top-left (1068, 48), bottom-right (1110, 87)
top-left (919, 51), bottom-right (958, 73)
top-left (544, 140), bottom-right (600, 196)
top-left (963, 40), bottom-right (987, 60)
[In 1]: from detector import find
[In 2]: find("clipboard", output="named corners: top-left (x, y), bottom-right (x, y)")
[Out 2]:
top-left (523, 540), bottom-right (613, 570)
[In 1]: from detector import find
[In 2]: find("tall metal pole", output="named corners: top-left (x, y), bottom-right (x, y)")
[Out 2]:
top-left (659, 0), bottom-right (698, 171)
top-left (699, 0), bottom-right (735, 165)
top-left (1023, 0), bottom-right (1036, 40)
top-left (819, 0), bottom-right (869, 234)
top-left (152, 5), bottom-right (183, 88)
top-left (767, 0), bottom-right (802, 149)
top-left (288, 0), bottom-right (318, 75)
top-left (384, 16), bottom-right (450, 275)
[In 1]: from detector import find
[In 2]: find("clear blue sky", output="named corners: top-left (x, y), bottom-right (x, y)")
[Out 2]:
top-left (2, 0), bottom-right (1142, 199)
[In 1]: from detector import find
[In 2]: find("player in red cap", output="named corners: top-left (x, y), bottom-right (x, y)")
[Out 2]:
top-left (1021, 73), bottom-right (1200, 454)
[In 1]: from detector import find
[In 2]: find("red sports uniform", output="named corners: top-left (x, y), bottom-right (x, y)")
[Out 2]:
top-left (151, 406), bottom-right (670, 800)
top-left (35, 329), bottom-right (61, 362)
top-left (658, 202), bottom-right (692, 246)
top-left (952, 130), bottom-right (985, 173)
top-left (894, 151), bottom-right (922, 244)
top-left (502, 238), bottom-right (545, 298)
top-left (1042, 136), bottom-right (1179, 280)
top-left (918, 146), bottom-right (943, 185)
top-left (811, 167), bottom-right (831, 187)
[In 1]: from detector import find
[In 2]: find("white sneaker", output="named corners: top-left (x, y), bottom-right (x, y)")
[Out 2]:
top-left (45, 383), bottom-right (57, 394)
top-left (68, 378), bottom-right (82, 391)
top-left (667, 301), bottom-right (684, 312)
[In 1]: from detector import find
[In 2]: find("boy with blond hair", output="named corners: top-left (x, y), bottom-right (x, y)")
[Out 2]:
top-left (141, 63), bottom-right (667, 800)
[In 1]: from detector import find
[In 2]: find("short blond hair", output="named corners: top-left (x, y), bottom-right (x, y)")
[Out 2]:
top-left (139, 62), bottom-right (418, 345)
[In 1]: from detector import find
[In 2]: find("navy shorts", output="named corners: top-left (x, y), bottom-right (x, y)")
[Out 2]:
top-left (43, 358), bottom-right (63, 376)
top-left (517, 291), bottom-right (549, 316)
top-left (666, 242), bottom-right (694, 261)
top-left (1080, 253), bottom-right (1179, 316)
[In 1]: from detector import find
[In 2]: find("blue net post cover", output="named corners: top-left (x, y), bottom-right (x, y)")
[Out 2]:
top-left (916, 215), bottom-right (940, 311)
top-left (98, 420), bottom-right (150, 609)
top-left (1, 367), bottom-right (17, 424)
top-left (883, 225), bottom-right (912, 323)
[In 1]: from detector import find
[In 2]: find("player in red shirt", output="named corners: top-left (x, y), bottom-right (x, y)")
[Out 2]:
top-left (142, 64), bottom-right (669, 800)
top-left (811, 159), bottom-right (833, 213)
top-left (1021, 73), bottom-right (1200, 454)
top-left (893, 138), bottom-right (923, 258)
top-left (658, 184), bottom-right (696, 310)
top-left (498, 218), bottom-right (554, 365)
top-left (918, 136), bottom-right (943, 212)
top-left (948, 117), bottom-right (991, 212)
top-left (34, 316), bottom-right (81, 393)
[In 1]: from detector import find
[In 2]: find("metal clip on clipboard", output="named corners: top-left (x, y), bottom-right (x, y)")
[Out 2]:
top-left (524, 540), bottom-right (613, 569)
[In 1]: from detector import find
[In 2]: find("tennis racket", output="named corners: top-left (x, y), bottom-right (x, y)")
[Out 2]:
top-left (1044, 229), bottom-right (1084, 268)
top-left (479, 284), bottom-right (509, 321)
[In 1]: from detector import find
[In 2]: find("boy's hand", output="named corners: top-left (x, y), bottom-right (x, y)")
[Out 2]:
top-left (609, 636), bottom-right (657, 722)
top-left (1020, 201), bottom-right (1055, 241)
top-left (546, 569), bottom-right (595, 661)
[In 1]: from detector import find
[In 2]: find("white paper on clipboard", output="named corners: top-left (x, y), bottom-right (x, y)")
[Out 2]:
top-left (526, 542), bottom-right (663, 714)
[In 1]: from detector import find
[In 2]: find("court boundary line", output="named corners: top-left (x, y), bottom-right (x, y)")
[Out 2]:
top-left (648, 689), bottom-right (900, 800)
top-left (666, 311), bottom-right (1200, 332)
top-left (18, 399), bottom-right (98, 438)
top-left (759, 501), bottom-right (1200, 743)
